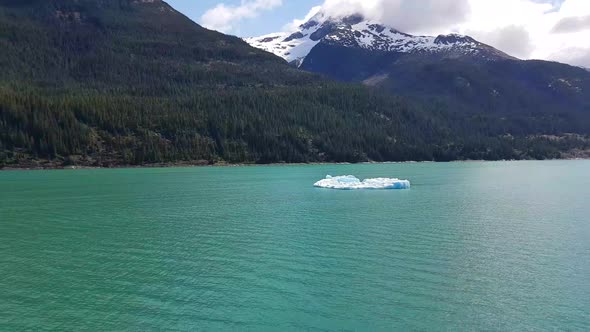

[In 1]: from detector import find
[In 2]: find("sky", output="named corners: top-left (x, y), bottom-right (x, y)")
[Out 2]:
top-left (166, 0), bottom-right (320, 37)
top-left (166, 0), bottom-right (590, 67)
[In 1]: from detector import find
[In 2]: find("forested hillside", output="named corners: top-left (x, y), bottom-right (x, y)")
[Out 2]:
top-left (302, 43), bottom-right (590, 127)
top-left (1, 0), bottom-right (588, 168)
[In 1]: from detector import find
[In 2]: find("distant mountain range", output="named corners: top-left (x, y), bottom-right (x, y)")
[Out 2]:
top-left (247, 12), bottom-right (590, 118)
top-left (247, 12), bottom-right (513, 67)
top-left (0, 0), bottom-right (589, 168)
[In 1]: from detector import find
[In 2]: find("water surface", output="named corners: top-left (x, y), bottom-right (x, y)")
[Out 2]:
top-left (1, 161), bottom-right (589, 330)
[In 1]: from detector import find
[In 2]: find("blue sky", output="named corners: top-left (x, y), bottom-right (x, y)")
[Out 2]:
top-left (167, 0), bottom-right (322, 37)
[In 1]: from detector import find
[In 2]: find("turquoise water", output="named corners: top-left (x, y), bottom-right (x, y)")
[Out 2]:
top-left (1, 161), bottom-right (589, 330)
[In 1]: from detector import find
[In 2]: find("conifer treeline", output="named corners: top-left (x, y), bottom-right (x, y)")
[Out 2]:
top-left (2, 83), bottom-right (588, 168)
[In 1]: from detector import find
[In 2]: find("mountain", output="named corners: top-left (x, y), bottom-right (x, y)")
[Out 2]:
top-left (247, 12), bottom-right (590, 121)
top-left (0, 0), bottom-right (312, 88)
top-left (0, 0), bottom-right (466, 166)
top-left (1, 1), bottom-right (589, 168)
top-left (246, 11), bottom-right (514, 67)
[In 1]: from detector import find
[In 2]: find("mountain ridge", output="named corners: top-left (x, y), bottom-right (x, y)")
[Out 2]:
top-left (246, 11), bottom-right (514, 67)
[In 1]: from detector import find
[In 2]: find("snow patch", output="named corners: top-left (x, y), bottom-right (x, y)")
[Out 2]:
top-left (314, 175), bottom-right (411, 190)
top-left (245, 23), bottom-right (323, 65)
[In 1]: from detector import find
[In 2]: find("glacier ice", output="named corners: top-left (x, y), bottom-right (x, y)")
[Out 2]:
top-left (314, 175), bottom-right (411, 190)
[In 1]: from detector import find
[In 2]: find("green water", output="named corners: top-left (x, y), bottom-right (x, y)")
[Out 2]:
top-left (1, 161), bottom-right (589, 331)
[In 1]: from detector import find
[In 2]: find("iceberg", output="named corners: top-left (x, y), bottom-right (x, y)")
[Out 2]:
top-left (314, 175), bottom-right (411, 190)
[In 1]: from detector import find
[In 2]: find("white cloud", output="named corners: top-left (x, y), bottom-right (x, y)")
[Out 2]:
top-left (446, 0), bottom-right (590, 64)
top-left (200, 0), bottom-right (283, 33)
top-left (550, 47), bottom-right (590, 67)
top-left (467, 26), bottom-right (534, 59)
top-left (312, 0), bottom-right (471, 34)
top-left (552, 15), bottom-right (590, 33)
top-left (457, 0), bottom-right (554, 59)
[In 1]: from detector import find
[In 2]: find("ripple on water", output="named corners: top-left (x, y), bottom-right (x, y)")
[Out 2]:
top-left (1, 161), bottom-right (589, 330)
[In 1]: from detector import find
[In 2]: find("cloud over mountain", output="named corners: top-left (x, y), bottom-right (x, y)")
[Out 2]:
top-left (199, 0), bottom-right (590, 67)
top-left (299, 0), bottom-right (471, 34)
top-left (467, 25), bottom-right (534, 59)
top-left (285, 0), bottom-right (590, 65)
top-left (551, 15), bottom-right (590, 33)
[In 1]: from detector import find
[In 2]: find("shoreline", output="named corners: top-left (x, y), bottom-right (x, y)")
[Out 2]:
top-left (1, 158), bottom-right (589, 171)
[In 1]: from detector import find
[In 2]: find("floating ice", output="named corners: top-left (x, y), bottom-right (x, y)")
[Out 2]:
top-left (314, 175), bottom-right (411, 190)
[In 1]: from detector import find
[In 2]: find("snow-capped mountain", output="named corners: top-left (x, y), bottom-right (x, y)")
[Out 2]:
top-left (246, 12), bottom-right (513, 67)
top-left (247, 9), bottom-right (589, 119)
